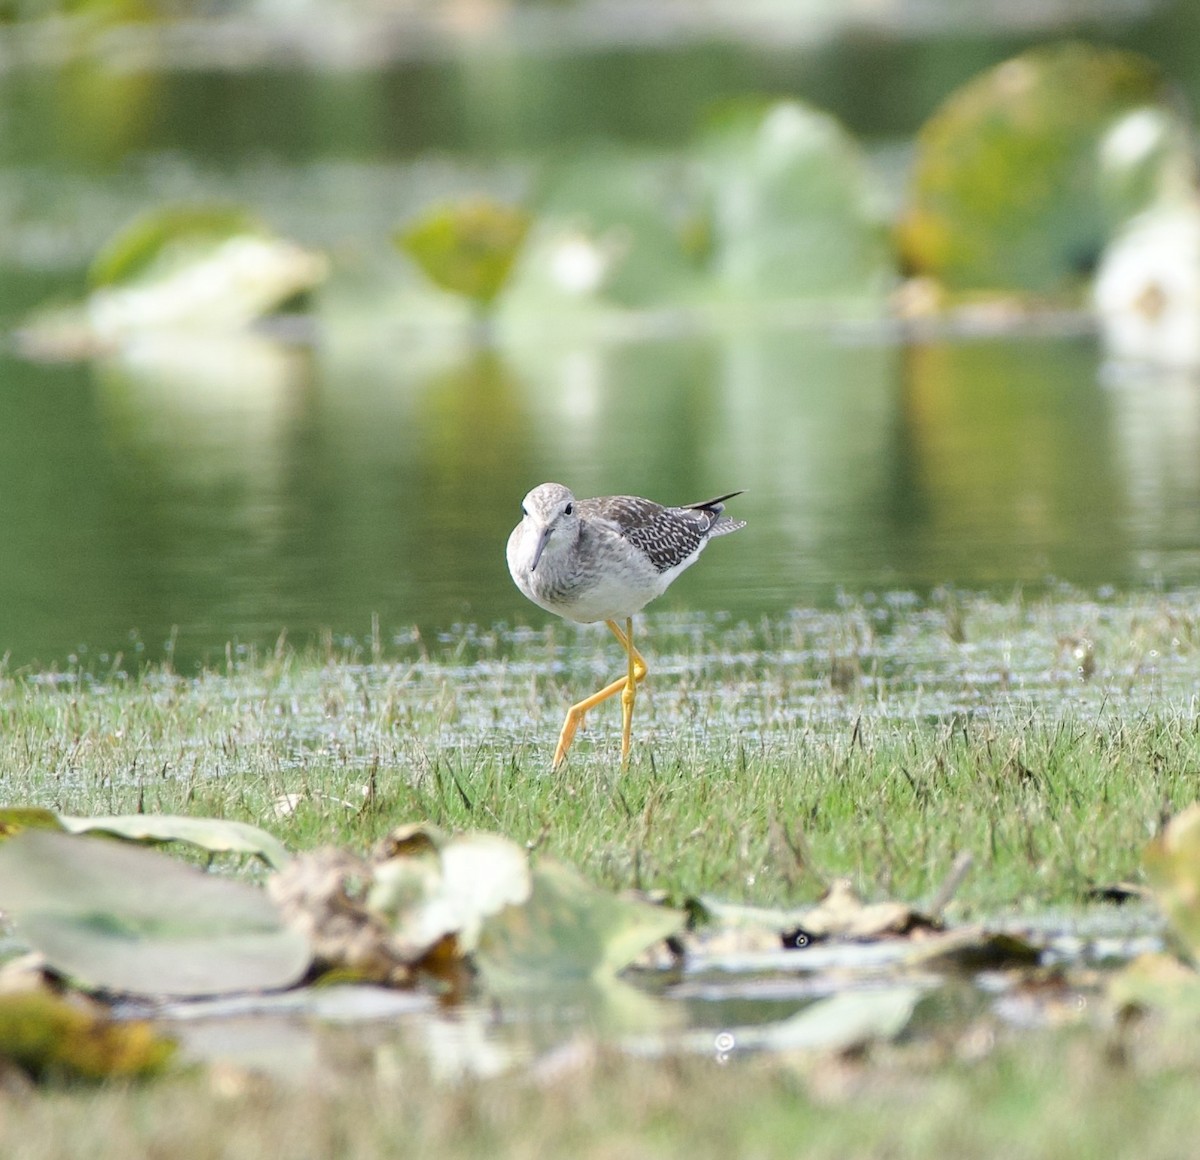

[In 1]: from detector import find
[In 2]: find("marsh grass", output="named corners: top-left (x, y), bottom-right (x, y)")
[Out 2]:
top-left (2, 588), bottom-right (1200, 1157)
top-left (1, 588), bottom-right (1196, 912)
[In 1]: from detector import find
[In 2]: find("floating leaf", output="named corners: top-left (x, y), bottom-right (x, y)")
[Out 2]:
top-left (475, 857), bottom-right (684, 993)
top-left (19, 204), bottom-right (327, 360)
top-left (396, 199), bottom-right (531, 308)
top-left (267, 847), bottom-right (413, 986)
top-left (0, 990), bottom-right (175, 1082)
top-left (269, 827), bottom-right (532, 987)
top-left (755, 986), bottom-right (921, 1054)
top-left (624, 986), bottom-right (921, 1059)
top-left (59, 813), bottom-right (292, 871)
top-left (900, 42), bottom-right (1194, 294)
top-left (700, 99), bottom-right (894, 301)
top-left (0, 830), bottom-right (310, 997)
top-left (521, 152), bottom-right (700, 307)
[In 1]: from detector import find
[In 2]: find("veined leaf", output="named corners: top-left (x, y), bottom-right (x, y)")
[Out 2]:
top-left (0, 830), bottom-right (310, 997)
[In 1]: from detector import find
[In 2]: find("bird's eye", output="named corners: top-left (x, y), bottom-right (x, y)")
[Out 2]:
top-left (564, 503), bottom-right (574, 516)
top-left (521, 505), bottom-right (528, 517)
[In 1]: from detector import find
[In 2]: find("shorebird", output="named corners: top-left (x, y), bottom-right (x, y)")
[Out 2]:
top-left (506, 482), bottom-right (745, 769)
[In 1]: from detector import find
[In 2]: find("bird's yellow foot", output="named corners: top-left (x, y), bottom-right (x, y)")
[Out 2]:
top-left (550, 618), bottom-right (647, 770)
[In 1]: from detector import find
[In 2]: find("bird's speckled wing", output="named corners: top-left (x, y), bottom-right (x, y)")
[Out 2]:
top-left (578, 494), bottom-right (729, 574)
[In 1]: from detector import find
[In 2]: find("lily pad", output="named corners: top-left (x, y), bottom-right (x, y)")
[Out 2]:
top-left (396, 198), bottom-right (531, 309)
top-left (269, 826), bottom-right (533, 986)
top-left (625, 986), bottom-right (921, 1059)
top-left (692, 879), bottom-right (938, 948)
top-left (58, 813), bottom-right (292, 871)
top-left (753, 986), bottom-right (921, 1054)
top-left (899, 42), bottom-right (1194, 295)
top-left (0, 830), bottom-right (310, 997)
top-left (268, 847), bottom-right (413, 986)
top-left (700, 99), bottom-right (894, 302)
top-left (88, 205), bottom-right (263, 289)
top-left (475, 857), bottom-right (684, 993)
top-left (520, 152), bottom-right (702, 308)
top-left (18, 204), bottom-right (328, 360)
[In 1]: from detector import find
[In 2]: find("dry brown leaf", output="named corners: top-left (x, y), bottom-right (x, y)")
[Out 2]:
top-left (268, 847), bottom-right (414, 986)
top-left (784, 879), bottom-right (940, 943)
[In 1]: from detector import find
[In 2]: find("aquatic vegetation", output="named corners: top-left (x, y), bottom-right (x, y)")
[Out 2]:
top-left (16, 205), bottom-right (328, 360)
top-left (396, 198), bottom-right (532, 315)
top-left (899, 42), bottom-right (1194, 296)
top-left (0, 591), bottom-right (1194, 1108)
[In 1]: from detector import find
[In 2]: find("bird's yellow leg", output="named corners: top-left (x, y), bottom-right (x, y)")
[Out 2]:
top-left (551, 618), bottom-right (648, 770)
top-left (612, 617), bottom-right (646, 767)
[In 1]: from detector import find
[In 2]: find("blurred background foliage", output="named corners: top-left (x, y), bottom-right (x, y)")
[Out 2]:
top-left (2, 0), bottom-right (1200, 667)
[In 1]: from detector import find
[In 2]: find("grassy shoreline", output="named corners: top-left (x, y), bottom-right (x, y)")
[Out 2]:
top-left (2, 589), bottom-right (1196, 911)
top-left (2, 588), bottom-right (1200, 1156)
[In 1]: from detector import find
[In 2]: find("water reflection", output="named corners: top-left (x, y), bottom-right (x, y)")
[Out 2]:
top-left (1103, 366), bottom-right (1200, 576)
top-left (891, 336), bottom-right (1127, 586)
top-left (1, 324), bottom-right (1200, 669)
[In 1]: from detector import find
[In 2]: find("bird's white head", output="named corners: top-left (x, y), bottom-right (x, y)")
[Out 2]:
top-left (517, 482), bottom-right (579, 572)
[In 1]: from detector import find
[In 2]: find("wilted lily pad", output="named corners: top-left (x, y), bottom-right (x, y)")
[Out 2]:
top-left (900, 42), bottom-right (1194, 294)
top-left (475, 857), bottom-right (685, 993)
top-left (269, 826), bottom-right (532, 987)
top-left (0, 830), bottom-right (310, 997)
top-left (370, 829), bottom-right (532, 956)
top-left (268, 846), bottom-right (413, 986)
top-left (692, 878), bottom-right (938, 950)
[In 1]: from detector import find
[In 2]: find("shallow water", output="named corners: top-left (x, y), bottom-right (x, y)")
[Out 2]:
top-left (134, 897), bottom-right (1164, 1082)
